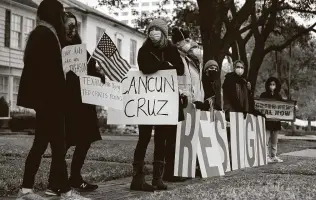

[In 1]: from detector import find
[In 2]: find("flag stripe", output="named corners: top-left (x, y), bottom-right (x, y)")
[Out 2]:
top-left (95, 48), bottom-right (124, 79)
top-left (93, 51), bottom-right (120, 82)
top-left (113, 52), bottom-right (130, 73)
top-left (111, 51), bottom-right (127, 76)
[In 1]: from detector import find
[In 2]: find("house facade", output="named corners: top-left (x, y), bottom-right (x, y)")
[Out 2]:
top-left (0, 0), bottom-right (146, 111)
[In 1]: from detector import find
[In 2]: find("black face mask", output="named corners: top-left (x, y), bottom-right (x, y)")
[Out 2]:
top-left (206, 70), bottom-right (218, 80)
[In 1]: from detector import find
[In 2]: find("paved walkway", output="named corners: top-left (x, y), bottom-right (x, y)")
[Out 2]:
top-left (278, 134), bottom-right (316, 141)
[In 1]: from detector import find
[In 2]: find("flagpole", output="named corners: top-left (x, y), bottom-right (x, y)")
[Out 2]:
top-left (87, 31), bottom-right (106, 64)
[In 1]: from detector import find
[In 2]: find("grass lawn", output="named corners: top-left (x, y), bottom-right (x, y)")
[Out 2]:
top-left (1, 135), bottom-right (316, 199)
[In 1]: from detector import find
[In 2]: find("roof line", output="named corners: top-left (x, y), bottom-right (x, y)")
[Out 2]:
top-left (66, 6), bottom-right (146, 37)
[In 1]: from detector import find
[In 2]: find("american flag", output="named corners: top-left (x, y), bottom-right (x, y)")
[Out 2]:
top-left (92, 32), bottom-right (131, 82)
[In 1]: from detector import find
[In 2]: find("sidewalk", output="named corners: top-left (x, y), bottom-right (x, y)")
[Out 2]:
top-left (278, 134), bottom-right (316, 141)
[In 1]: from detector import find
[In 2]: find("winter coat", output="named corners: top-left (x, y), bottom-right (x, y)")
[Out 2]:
top-left (18, 25), bottom-right (66, 111)
top-left (65, 51), bottom-right (103, 146)
top-left (223, 72), bottom-right (250, 118)
top-left (260, 77), bottom-right (283, 131)
top-left (138, 39), bottom-right (185, 121)
top-left (202, 73), bottom-right (222, 111)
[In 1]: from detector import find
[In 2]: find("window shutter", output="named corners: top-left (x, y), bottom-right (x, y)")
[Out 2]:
top-left (4, 9), bottom-right (11, 48)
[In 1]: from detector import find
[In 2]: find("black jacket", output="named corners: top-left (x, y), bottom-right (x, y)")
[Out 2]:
top-left (18, 26), bottom-right (66, 111)
top-left (138, 40), bottom-right (185, 121)
top-left (65, 51), bottom-right (103, 146)
top-left (260, 77), bottom-right (283, 131)
top-left (202, 73), bottom-right (222, 110)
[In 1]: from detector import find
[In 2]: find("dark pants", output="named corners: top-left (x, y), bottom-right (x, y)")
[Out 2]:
top-left (163, 126), bottom-right (177, 177)
top-left (48, 143), bottom-right (91, 188)
top-left (22, 110), bottom-right (71, 193)
top-left (134, 125), bottom-right (176, 163)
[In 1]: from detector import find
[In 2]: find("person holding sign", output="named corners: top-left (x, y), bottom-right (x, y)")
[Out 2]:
top-left (45, 12), bottom-right (103, 196)
top-left (130, 18), bottom-right (185, 191)
top-left (260, 77), bottom-right (283, 163)
top-left (17, 1), bottom-right (89, 200)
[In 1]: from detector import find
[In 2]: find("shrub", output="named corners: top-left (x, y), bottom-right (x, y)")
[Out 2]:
top-left (9, 110), bottom-right (36, 132)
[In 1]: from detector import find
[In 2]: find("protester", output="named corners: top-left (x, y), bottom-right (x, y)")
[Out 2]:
top-left (45, 11), bottom-right (104, 196)
top-left (16, 1), bottom-right (89, 200)
top-left (260, 77), bottom-right (284, 163)
top-left (194, 60), bottom-right (222, 111)
top-left (130, 18), bottom-right (185, 191)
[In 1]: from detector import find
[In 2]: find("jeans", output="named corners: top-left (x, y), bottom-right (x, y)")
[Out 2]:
top-left (266, 130), bottom-right (279, 157)
top-left (22, 110), bottom-right (71, 193)
top-left (134, 125), bottom-right (176, 163)
top-left (48, 143), bottom-right (91, 188)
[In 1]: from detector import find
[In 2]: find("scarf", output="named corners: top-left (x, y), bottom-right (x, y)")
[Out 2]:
top-left (37, 20), bottom-right (61, 51)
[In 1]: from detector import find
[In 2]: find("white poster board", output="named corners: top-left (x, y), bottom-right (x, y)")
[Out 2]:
top-left (80, 75), bottom-right (123, 110)
top-left (62, 44), bottom-right (87, 76)
top-left (107, 70), bottom-right (179, 125)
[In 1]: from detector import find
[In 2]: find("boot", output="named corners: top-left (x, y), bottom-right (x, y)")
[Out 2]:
top-left (152, 161), bottom-right (168, 190)
top-left (130, 161), bottom-right (154, 192)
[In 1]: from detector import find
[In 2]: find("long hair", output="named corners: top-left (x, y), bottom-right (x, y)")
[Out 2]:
top-left (37, 0), bottom-right (66, 46)
top-left (64, 11), bottom-right (82, 45)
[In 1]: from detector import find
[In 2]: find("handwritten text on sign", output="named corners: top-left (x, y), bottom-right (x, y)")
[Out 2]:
top-left (80, 75), bottom-right (123, 110)
top-left (107, 70), bottom-right (179, 125)
top-left (254, 98), bottom-right (296, 121)
top-left (62, 44), bottom-right (87, 76)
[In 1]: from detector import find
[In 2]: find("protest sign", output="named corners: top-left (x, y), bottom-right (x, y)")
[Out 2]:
top-left (174, 103), bottom-right (200, 178)
top-left (107, 70), bottom-right (179, 125)
top-left (80, 75), bottom-right (123, 110)
top-left (254, 98), bottom-right (296, 121)
top-left (174, 110), bottom-right (267, 178)
top-left (62, 44), bottom-right (87, 76)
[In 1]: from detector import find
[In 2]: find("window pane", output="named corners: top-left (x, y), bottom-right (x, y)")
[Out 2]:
top-left (13, 77), bottom-right (20, 94)
top-left (121, 12), bottom-right (129, 16)
top-left (130, 39), bottom-right (137, 65)
top-left (142, 2), bottom-right (149, 6)
top-left (10, 14), bottom-right (22, 48)
top-left (0, 76), bottom-right (9, 102)
top-left (152, 1), bottom-right (159, 6)
top-left (117, 38), bottom-right (122, 54)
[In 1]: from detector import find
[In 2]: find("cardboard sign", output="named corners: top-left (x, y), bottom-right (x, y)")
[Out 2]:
top-left (80, 75), bottom-right (123, 110)
top-left (254, 98), bottom-right (296, 121)
top-left (174, 110), bottom-right (267, 178)
top-left (174, 103), bottom-right (199, 178)
top-left (107, 70), bottom-right (179, 125)
top-left (62, 44), bottom-right (87, 76)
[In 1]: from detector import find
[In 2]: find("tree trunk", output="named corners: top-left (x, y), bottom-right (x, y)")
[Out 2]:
top-left (248, 45), bottom-right (265, 95)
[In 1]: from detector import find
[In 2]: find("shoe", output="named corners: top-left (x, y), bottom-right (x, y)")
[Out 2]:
top-left (130, 161), bottom-right (154, 192)
top-left (16, 189), bottom-right (46, 200)
top-left (71, 180), bottom-right (98, 192)
top-left (45, 188), bottom-right (60, 196)
top-left (267, 157), bottom-right (273, 163)
top-left (152, 161), bottom-right (167, 190)
top-left (271, 156), bottom-right (283, 163)
top-left (60, 190), bottom-right (91, 200)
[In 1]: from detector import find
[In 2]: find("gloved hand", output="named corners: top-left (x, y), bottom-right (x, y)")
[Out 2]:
top-left (193, 101), bottom-right (204, 110)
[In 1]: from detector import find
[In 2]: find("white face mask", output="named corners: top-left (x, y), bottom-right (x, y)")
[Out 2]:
top-left (149, 30), bottom-right (162, 42)
top-left (235, 68), bottom-right (244, 76)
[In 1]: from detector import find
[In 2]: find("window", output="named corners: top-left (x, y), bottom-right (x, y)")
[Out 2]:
top-left (13, 77), bottom-right (20, 107)
top-left (96, 27), bottom-right (106, 44)
top-left (10, 14), bottom-right (22, 49)
top-left (152, 1), bottom-right (159, 6)
top-left (142, 2), bottom-right (150, 6)
top-left (121, 12), bottom-right (129, 16)
top-left (117, 38), bottom-right (122, 54)
top-left (121, 20), bottom-right (128, 24)
top-left (77, 21), bottom-right (81, 36)
top-left (24, 18), bottom-right (34, 44)
top-left (130, 39), bottom-right (137, 65)
top-left (132, 3), bottom-right (139, 7)
top-left (0, 76), bottom-right (9, 102)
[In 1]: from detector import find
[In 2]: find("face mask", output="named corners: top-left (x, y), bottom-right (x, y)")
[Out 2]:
top-left (235, 68), bottom-right (244, 76)
top-left (206, 70), bottom-right (218, 80)
top-left (270, 85), bottom-right (276, 91)
top-left (149, 30), bottom-right (162, 42)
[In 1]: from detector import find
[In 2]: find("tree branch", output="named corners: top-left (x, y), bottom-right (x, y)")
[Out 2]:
top-left (264, 22), bottom-right (316, 55)
top-left (262, 0), bottom-right (278, 40)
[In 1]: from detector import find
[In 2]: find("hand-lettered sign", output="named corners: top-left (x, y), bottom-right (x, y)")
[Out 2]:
top-left (80, 75), bottom-right (123, 110)
top-left (62, 44), bottom-right (87, 76)
top-left (107, 70), bottom-right (179, 125)
top-left (254, 98), bottom-right (296, 121)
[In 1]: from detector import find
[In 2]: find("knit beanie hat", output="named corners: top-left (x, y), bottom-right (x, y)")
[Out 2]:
top-left (204, 60), bottom-right (219, 72)
top-left (172, 27), bottom-right (190, 44)
top-left (147, 19), bottom-right (168, 37)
